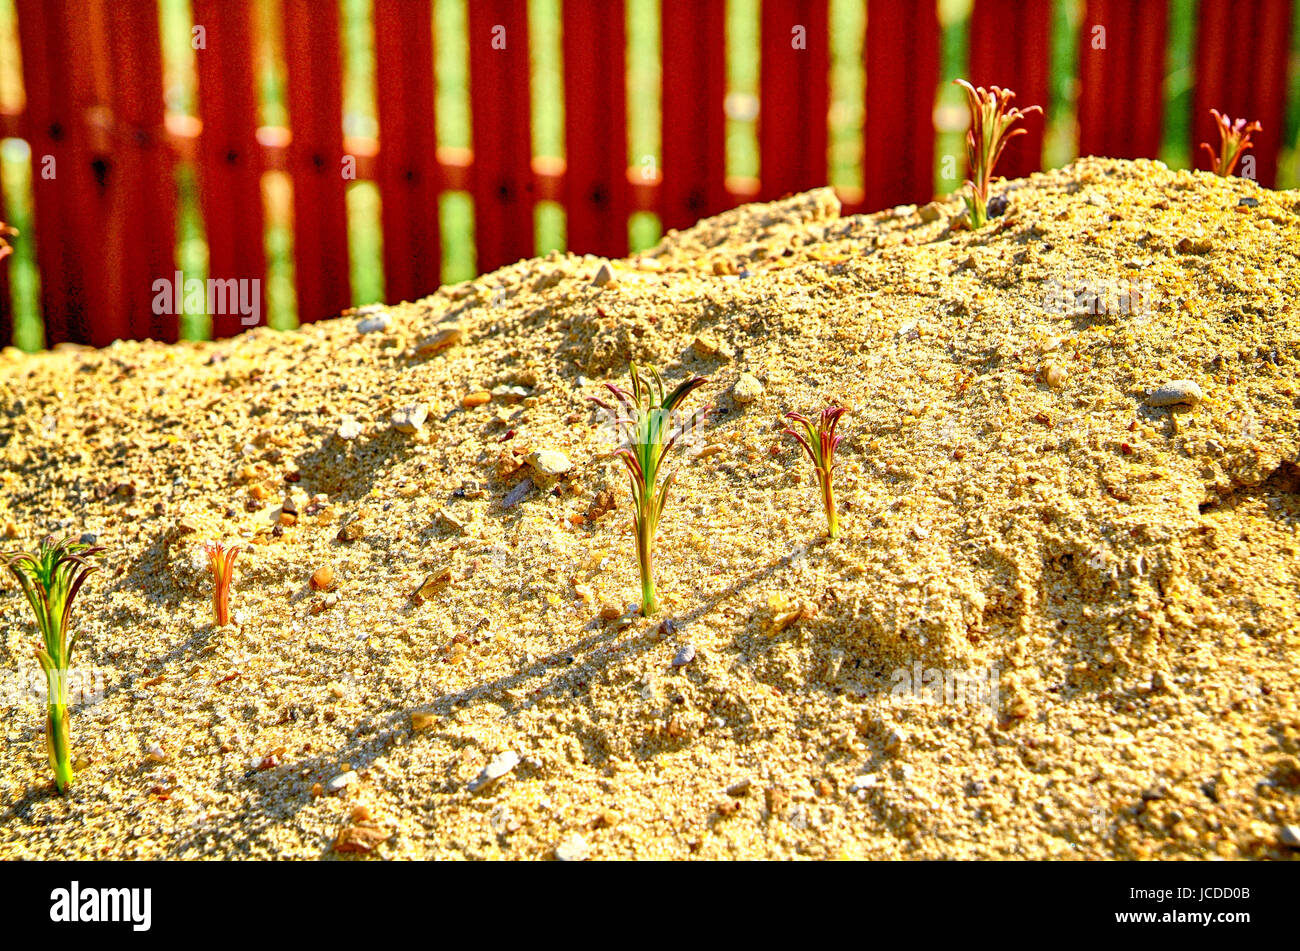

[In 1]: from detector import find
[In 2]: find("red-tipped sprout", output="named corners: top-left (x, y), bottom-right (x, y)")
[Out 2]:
top-left (1, 536), bottom-right (103, 793)
top-left (202, 541), bottom-right (241, 626)
top-left (1201, 109), bottom-right (1262, 178)
top-left (783, 406), bottom-right (847, 540)
top-left (589, 364), bottom-right (708, 615)
top-left (954, 80), bottom-right (1042, 229)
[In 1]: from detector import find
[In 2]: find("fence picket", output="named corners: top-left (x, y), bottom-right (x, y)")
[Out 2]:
top-left (1191, 0), bottom-right (1293, 186)
top-left (102, 0), bottom-right (178, 343)
top-left (468, 0), bottom-right (535, 273)
top-left (284, 0), bottom-right (351, 325)
top-left (0, 183), bottom-right (10, 346)
top-left (863, 0), bottom-right (940, 210)
top-left (1078, 0), bottom-right (1169, 160)
top-left (968, 0), bottom-right (1051, 181)
top-left (660, 0), bottom-right (728, 232)
top-left (759, 0), bottom-right (830, 202)
top-left (374, 0), bottom-right (441, 303)
top-left (562, 0), bottom-right (629, 257)
top-left (16, 0), bottom-right (104, 345)
top-left (193, 0), bottom-right (266, 338)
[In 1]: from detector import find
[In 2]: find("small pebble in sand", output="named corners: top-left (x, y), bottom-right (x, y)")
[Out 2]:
top-left (416, 325), bottom-right (463, 357)
top-left (671, 644), bottom-right (696, 667)
top-left (356, 312), bottom-right (391, 334)
top-left (462, 390), bottom-right (491, 408)
top-left (732, 373), bottom-right (764, 404)
top-left (592, 261), bottom-right (615, 286)
top-left (1040, 362), bottom-right (1067, 389)
top-left (502, 478), bottom-right (534, 509)
top-left (884, 728), bottom-right (905, 755)
top-left (1279, 825), bottom-right (1300, 848)
top-left (310, 565), bottom-right (334, 591)
top-left (1176, 235), bottom-right (1214, 254)
top-left (555, 833), bottom-right (591, 862)
top-left (391, 403), bottom-right (428, 433)
top-left (917, 201), bottom-right (943, 223)
top-left (492, 384), bottom-right (529, 404)
top-left (146, 743), bottom-right (167, 763)
top-left (527, 450), bottom-right (572, 477)
top-left (1146, 380), bottom-right (1203, 408)
top-left (598, 604), bottom-right (622, 621)
top-left (468, 751), bottom-right (520, 794)
top-left (337, 416), bottom-right (362, 440)
top-left (325, 770), bottom-right (358, 794)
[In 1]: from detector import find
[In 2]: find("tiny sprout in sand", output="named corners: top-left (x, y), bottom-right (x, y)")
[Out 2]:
top-left (954, 79), bottom-right (1041, 229)
top-left (1, 536), bottom-right (103, 793)
top-left (783, 406), bottom-right (847, 540)
top-left (1201, 109), bottom-right (1262, 178)
top-left (590, 365), bottom-right (708, 616)
top-left (203, 541), bottom-right (241, 626)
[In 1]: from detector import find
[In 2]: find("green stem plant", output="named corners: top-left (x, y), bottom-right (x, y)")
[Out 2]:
top-left (590, 365), bottom-right (708, 616)
top-left (783, 406), bottom-right (847, 540)
top-left (954, 79), bottom-right (1041, 229)
top-left (2, 536), bottom-right (103, 793)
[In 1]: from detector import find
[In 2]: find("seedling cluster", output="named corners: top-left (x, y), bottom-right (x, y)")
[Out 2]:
top-left (589, 365), bottom-right (850, 615)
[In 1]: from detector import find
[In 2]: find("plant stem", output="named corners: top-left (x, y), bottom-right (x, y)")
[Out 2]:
top-left (636, 524), bottom-right (658, 615)
top-left (47, 700), bottom-right (73, 793)
top-left (820, 469), bottom-right (839, 540)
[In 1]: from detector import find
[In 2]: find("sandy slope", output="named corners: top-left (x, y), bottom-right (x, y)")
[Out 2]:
top-left (0, 157), bottom-right (1298, 859)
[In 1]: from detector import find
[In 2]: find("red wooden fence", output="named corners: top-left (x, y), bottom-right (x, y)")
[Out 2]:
top-left (1, 0), bottom-right (1296, 349)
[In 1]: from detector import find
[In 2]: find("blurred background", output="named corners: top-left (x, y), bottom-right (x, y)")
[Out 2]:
top-left (0, 0), bottom-right (1297, 350)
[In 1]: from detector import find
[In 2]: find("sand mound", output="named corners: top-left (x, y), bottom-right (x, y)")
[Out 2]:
top-left (1, 157), bottom-right (1298, 859)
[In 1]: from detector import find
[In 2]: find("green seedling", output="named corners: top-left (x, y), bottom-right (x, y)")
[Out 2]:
top-left (203, 541), bottom-right (241, 626)
top-left (1201, 109), bottom-right (1262, 178)
top-left (590, 365), bottom-right (708, 615)
top-left (783, 406), bottom-right (847, 540)
top-left (2, 536), bottom-right (103, 793)
top-left (954, 79), bottom-right (1042, 229)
